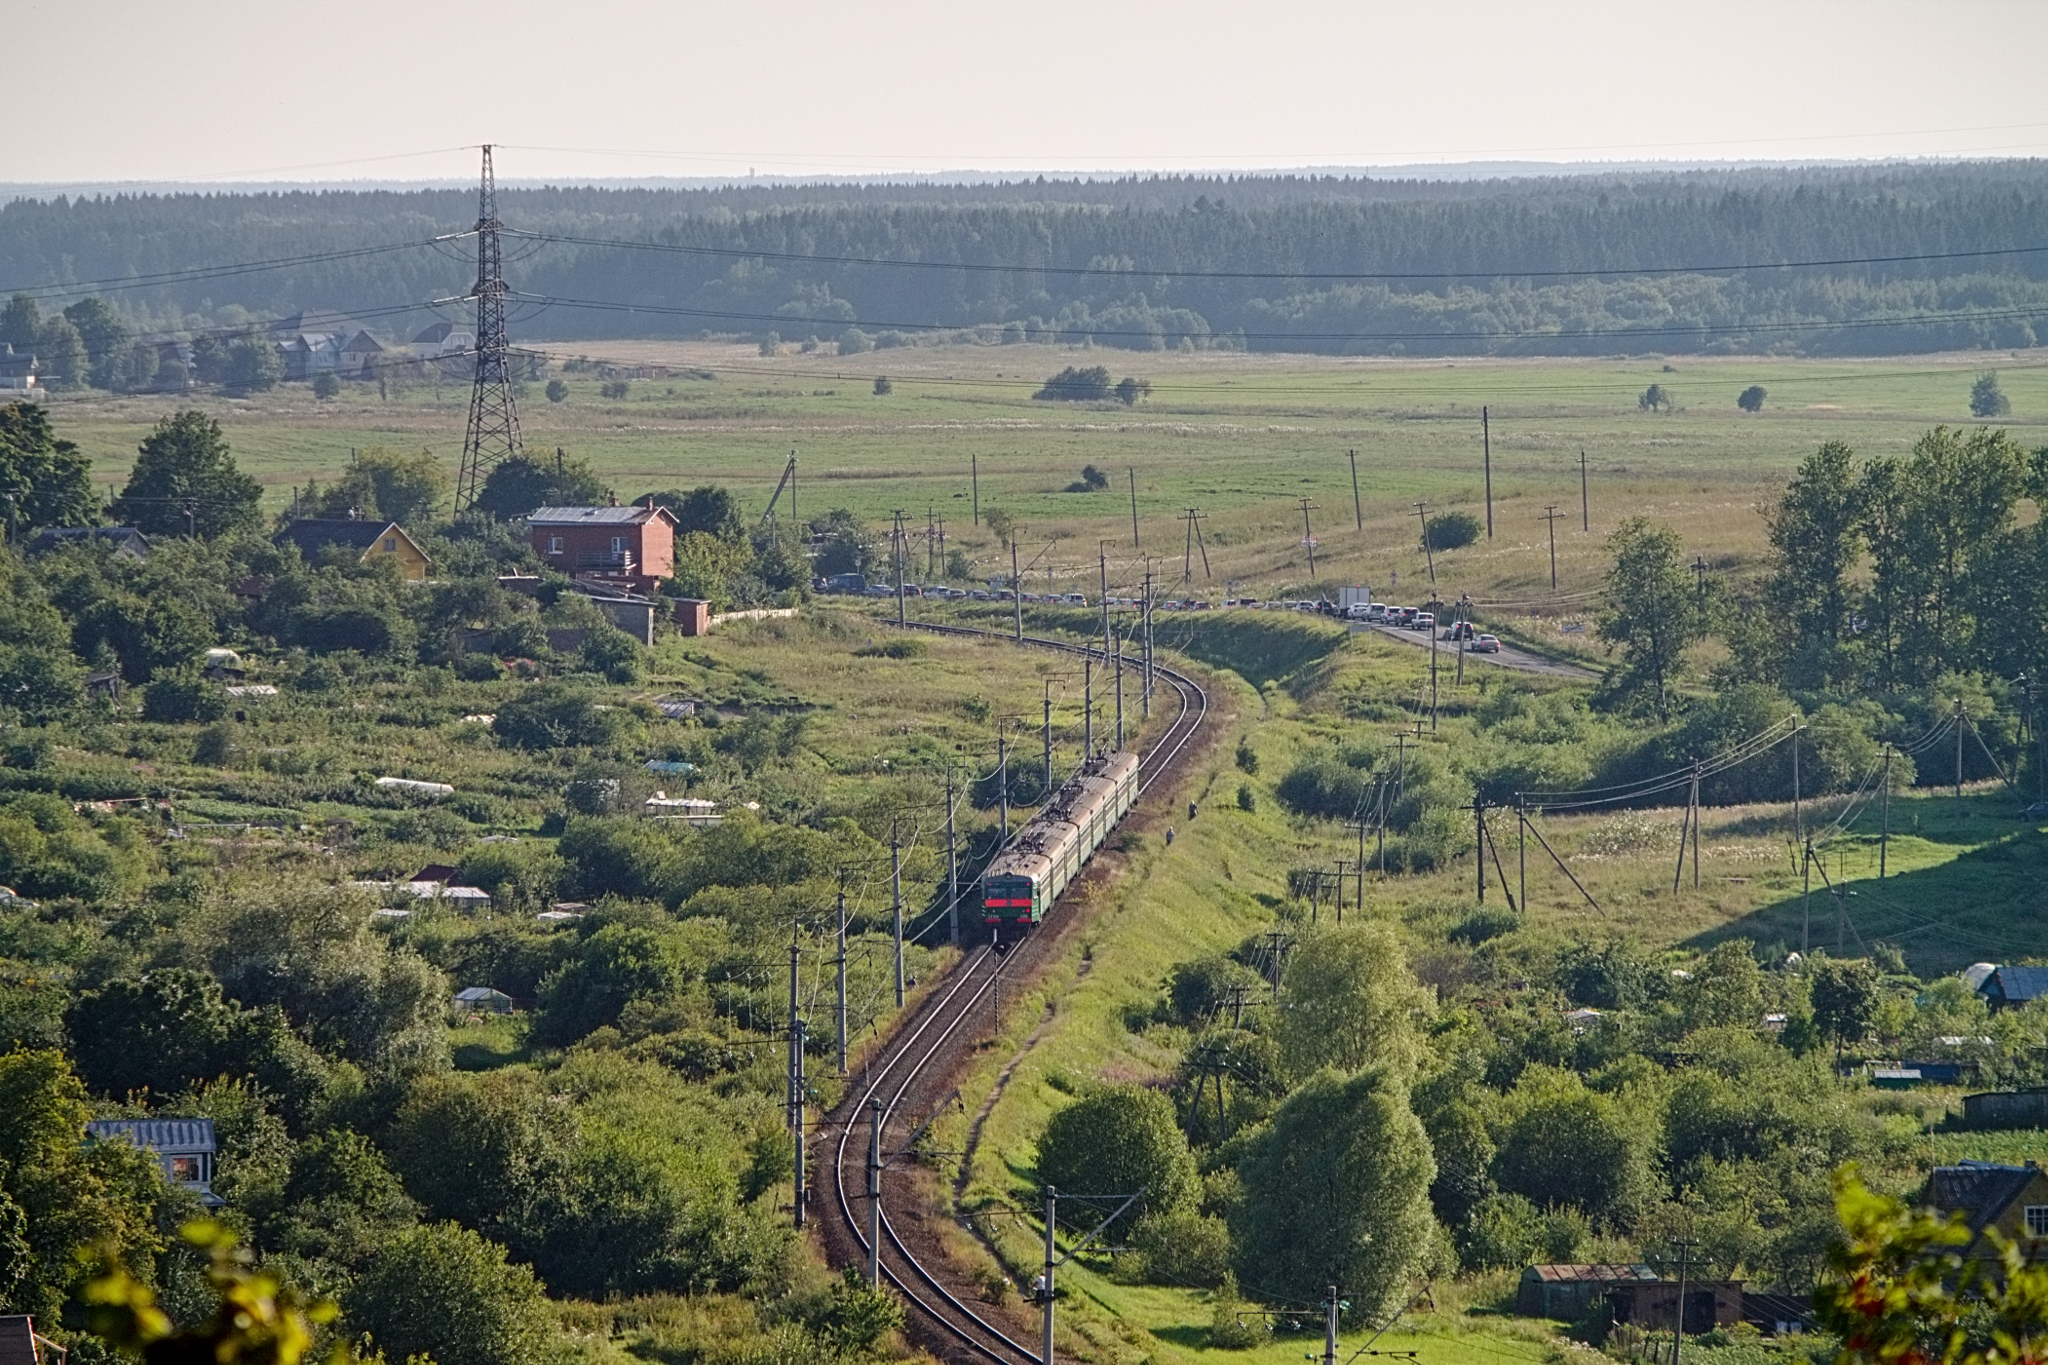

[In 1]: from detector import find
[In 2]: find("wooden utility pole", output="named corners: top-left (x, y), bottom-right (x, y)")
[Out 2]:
top-left (1879, 744), bottom-right (1891, 879)
top-left (1539, 505), bottom-right (1565, 590)
top-left (892, 510), bottom-right (907, 626)
top-left (971, 452), bottom-right (979, 525)
top-left (1414, 501), bottom-right (1436, 584)
top-left (1298, 498), bottom-right (1319, 578)
top-left (1128, 467), bottom-right (1140, 548)
top-left (1348, 448), bottom-right (1362, 530)
top-left (1579, 448), bottom-right (1589, 531)
top-left (1956, 698), bottom-right (1966, 821)
top-left (1482, 406), bottom-right (1493, 539)
top-left (1181, 508), bottom-right (1211, 583)
top-left (1011, 537), bottom-right (1023, 642)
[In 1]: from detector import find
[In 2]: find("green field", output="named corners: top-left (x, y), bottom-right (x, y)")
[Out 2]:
top-left (40, 343), bottom-right (2048, 608)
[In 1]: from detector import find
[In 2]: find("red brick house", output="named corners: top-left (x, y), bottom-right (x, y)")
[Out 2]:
top-left (529, 502), bottom-right (677, 595)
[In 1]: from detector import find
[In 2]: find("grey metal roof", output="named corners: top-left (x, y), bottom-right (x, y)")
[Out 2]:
top-left (1990, 967), bottom-right (2048, 1002)
top-left (1928, 1161), bottom-right (2040, 1235)
top-left (85, 1118), bottom-right (216, 1154)
top-left (455, 986), bottom-right (511, 1001)
top-left (527, 506), bottom-right (664, 525)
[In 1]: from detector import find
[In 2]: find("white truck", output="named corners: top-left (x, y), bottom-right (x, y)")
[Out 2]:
top-left (1337, 585), bottom-right (1375, 619)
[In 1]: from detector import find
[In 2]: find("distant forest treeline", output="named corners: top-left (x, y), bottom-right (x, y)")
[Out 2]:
top-left (5, 162), bottom-right (2048, 356)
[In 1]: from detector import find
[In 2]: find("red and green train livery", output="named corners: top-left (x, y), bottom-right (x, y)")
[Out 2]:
top-left (981, 750), bottom-right (1141, 928)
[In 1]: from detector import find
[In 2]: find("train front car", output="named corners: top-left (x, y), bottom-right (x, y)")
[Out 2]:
top-left (979, 750), bottom-right (1141, 942)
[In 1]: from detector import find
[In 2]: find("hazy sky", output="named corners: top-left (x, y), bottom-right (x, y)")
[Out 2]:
top-left (11, 0), bottom-right (2048, 183)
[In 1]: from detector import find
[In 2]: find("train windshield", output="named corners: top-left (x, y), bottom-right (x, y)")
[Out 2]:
top-left (983, 874), bottom-right (1033, 912)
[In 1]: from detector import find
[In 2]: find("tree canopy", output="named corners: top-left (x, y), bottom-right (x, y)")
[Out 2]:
top-left (109, 410), bottom-right (261, 538)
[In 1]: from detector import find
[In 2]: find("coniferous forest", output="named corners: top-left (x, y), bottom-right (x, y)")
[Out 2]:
top-left (3, 161), bottom-right (2047, 355)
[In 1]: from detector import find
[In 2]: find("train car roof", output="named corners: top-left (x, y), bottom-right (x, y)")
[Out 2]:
top-left (984, 750), bottom-right (1139, 881)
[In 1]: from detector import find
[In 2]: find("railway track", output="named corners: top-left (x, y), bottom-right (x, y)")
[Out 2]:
top-left (820, 623), bottom-right (1210, 1365)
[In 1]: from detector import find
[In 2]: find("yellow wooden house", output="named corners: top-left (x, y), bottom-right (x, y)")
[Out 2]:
top-left (274, 518), bottom-right (432, 581)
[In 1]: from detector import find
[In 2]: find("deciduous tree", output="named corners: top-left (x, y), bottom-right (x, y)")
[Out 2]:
top-left (1229, 1066), bottom-right (1436, 1319)
top-left (1597, 517), bottom-right (1702, 718)
top-left (110, 410), bottom-right (261, 538)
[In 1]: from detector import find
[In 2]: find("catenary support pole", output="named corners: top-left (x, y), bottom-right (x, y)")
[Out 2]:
top-left (1115, 622), bottom-right (1125, 749)
top-left (1042, 683), bottom-right (1053, 803)
top-left (1042, 1188), bottom-right (1058, 1365)
top-left (891, 821), bottom-right (904, 1008)
top-left (1012, 540), bottom-right (1023, 642)
top-left (998, 733), bottom-right (1009, 845)
top-left (945, 766), bottom-right (959, 947)
top-left (1325, 1284), bottom-right (1340, 1365)
top-left (868, 1097), bottom-right (884, 1287)
top-left (792, 1017), bottom-right (806, 1226)
top-left (835, 875), bottom-right (848, 1074)
top-left (1084, 658), bottom-right (1093, 754)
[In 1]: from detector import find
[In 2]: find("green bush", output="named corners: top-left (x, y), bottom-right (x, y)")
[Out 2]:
top-left (346, 1221), bottom-right (555, 1365)
top-left (1424, 510), bottom-right (1483, 551)
top-left (1130, 1207), bottom-right (1232, 1286)
top-left (142, 672), bottom-right (227, 723)
top-left (493, 684), bottom-right (629, 750)
top-left (1035, 1085), bottom-right (1198, 1226)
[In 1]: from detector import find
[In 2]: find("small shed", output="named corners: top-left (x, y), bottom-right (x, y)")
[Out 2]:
top-left (85, 1118), bottom-right (223, 1206)
top-left (674, 597), bottom-right (711, 635)
top-left (454, 986), bottom-right (514, 1014)
top-left (1608, 1278), bottom-right (1745, 1333)
top-left (1963, 1089), bottom-right (2048, 1129)
top-left (1979, 966), bottom-right (2048, 1009)
top-left (1517, 1264), bottom-right (1659, 1320)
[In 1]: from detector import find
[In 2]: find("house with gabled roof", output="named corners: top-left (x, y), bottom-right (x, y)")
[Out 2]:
top-left (274, 517), bottom-right (432, 581)
top-left (338, 330), bottom-right (385, 378)
top-left (26, 527), bottom-right (150, 561)
top-left (1926, 1160), bottom-right (2048, 1272)
top-left (0, 342), bottom-right (37, 391)
top-left (85, 1118), bottom-right (224, 1207)
top-left (527, 500), bottom-right (677, 595)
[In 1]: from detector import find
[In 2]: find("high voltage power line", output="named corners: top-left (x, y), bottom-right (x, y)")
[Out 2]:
top-left (503, 226), bottom-right (2048, 282)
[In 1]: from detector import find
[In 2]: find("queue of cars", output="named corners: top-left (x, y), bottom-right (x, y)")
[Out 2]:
top-left (1338, 601), bottom-right (1501, 652)
top-left (811, 577), bottom-right (1503, 651)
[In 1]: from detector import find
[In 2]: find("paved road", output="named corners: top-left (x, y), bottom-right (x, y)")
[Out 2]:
top-left (1349, 621), bottom-right (1602, 681)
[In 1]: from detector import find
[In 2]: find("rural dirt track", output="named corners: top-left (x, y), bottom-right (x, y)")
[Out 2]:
top-left (814, 632), bottom-right (1221, 1364)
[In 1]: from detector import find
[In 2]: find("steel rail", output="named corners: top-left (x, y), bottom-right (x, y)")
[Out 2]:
top-left (820, 617), bottom-right (1210, 1363)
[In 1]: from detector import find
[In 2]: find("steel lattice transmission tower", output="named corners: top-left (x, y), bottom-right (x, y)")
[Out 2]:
top-left (455, 144), bottom-right (522, 518)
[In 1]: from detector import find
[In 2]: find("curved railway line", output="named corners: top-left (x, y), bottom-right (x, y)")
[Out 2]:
top-left (821, 621), bottom-right (1212, 1365)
